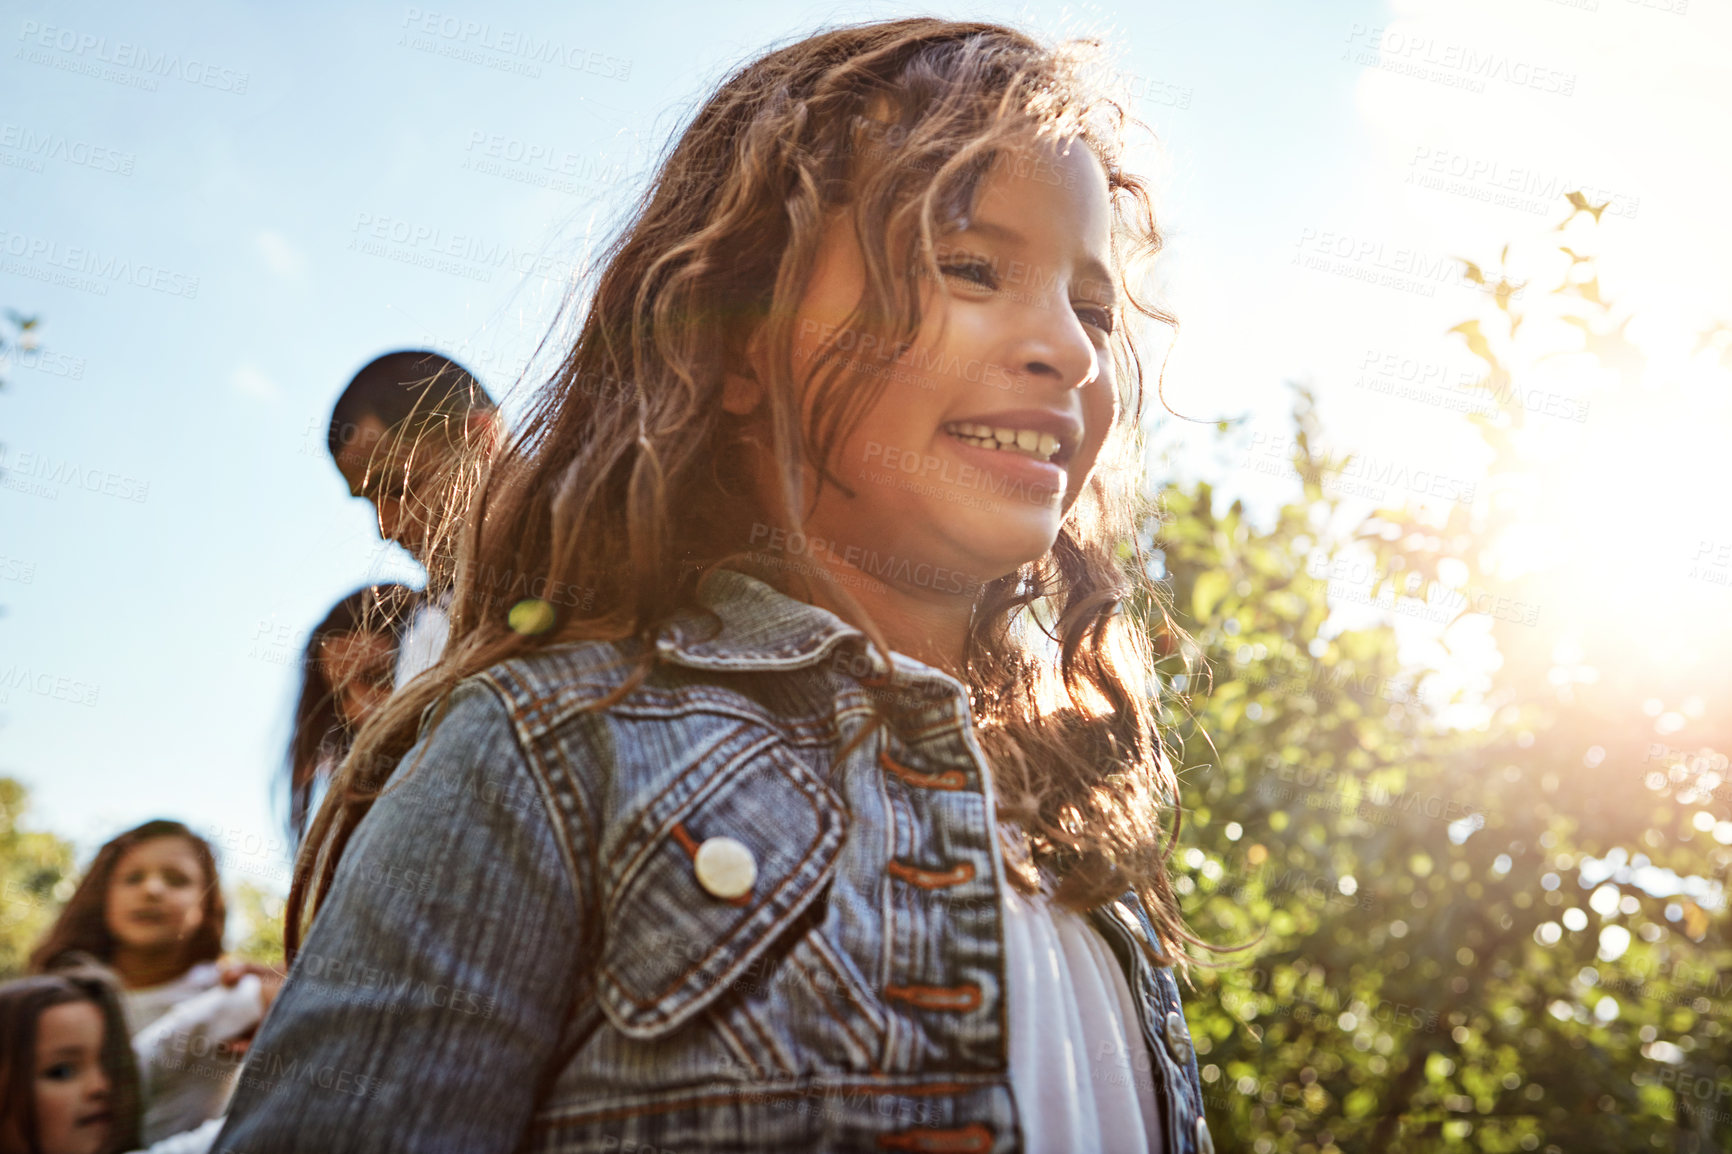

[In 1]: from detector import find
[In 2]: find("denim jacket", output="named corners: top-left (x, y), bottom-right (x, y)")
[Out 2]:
top-left (216, 570), bottom-right (1211, 1153)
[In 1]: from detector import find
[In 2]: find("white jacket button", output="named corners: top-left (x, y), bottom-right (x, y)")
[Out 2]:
top-left (1195, 1117), bottom-right (1214, 1154)
top-left (1165, 1009), bottom-right (1193, 1064)
top-left (694, 837), bottom-right (757, 899)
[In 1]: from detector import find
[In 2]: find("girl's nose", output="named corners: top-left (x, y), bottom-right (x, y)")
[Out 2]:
top-left (1009, 299), bottom-right (1099, 393)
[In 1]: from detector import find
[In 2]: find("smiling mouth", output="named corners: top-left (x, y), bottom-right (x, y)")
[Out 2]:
top-left (942, 421), bottom-right (1064, 463)
top-left (76, 1110), bottom-right (112, 1128)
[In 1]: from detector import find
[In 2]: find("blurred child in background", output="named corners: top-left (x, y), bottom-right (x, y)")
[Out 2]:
top-left (0, 962), bottom-right (140, 1154)
top-left (282, 583), bottom-right (412, 847)
top-left (0, 960), bottom-right (223, 1154)
top-left (325, 351), bottom-right (498, 688)
top-left (28, 824), bottom-right (274, 1145)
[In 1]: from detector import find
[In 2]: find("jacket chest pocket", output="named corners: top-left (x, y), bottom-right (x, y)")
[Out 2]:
top-left (597, 728), bottom-right (851, 1042)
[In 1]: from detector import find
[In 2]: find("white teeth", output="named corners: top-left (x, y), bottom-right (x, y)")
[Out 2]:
top-left (944, 422), bottom-right (1062, 461)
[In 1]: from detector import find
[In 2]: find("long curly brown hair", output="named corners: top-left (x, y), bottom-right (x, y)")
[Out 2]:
top-left (292, 17), bottom-right (1203, 967)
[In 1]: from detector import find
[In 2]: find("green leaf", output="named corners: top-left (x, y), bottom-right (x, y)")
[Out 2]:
top-left (1192, 569), bottom-right (1231, 622)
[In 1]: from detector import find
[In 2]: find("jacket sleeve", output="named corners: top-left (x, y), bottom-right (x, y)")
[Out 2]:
top-left (213, 680), bottom-right (589, 1153)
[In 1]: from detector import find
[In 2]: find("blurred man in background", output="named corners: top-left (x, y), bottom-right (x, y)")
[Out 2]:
top-left (326, 350), bottom-right (497, 686)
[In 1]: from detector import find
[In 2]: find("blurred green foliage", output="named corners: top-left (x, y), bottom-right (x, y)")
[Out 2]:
top-left (1160, 200), bottom-right (1731, 1151)
top-left (0, 777), bottom-right (77, 978)
top-left (227, 878), bottom-right (287, 968)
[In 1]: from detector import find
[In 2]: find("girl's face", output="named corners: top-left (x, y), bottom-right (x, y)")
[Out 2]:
top-left (782, 135), bottom-right (1119, 589)
top-left (319, 628), bottom-right (397, 727)
top-left (33, 1002), bottom-right (112, 1154)
top-left (103, 836), bottom-right (206, 958)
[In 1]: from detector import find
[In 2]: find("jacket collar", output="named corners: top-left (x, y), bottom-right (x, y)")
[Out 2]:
top-left (653, 568), bottom-right (869, 672)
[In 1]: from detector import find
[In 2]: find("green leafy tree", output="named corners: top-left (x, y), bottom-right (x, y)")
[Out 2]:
top-left (227, 879), bottom-right (286, 967)
top-left (1160, 198), bottom-right (1730, 1152)
top-left (0, 777), bottom-right (78, 979)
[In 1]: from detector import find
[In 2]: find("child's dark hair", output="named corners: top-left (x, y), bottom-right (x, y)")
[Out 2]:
top-left (0, 958), bottom-right (142, 1154)
top-left (29, 822), bottom-right (225, 975)
top-left (295, 17), bottom-right (1206, 967)
top-left (326, 350), bottom-right (495, 461)
top-left (284, 583), bottom-right (414, 845)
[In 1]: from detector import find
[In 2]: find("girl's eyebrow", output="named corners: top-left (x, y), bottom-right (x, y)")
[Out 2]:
top-left (954, 219), bottom-right (1023, 244)
top-left (955, 219), bottom-right (1116, 303)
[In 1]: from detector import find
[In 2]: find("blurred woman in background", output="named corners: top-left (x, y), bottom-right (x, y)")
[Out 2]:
top-left (282, 584), bottom-right (412, 848)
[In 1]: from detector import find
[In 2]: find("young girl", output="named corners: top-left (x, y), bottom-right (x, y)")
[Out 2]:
top-left (0, 963), bottom-right (140, 1154)
top-left (283, 584), bottom-right (414, 847)
top-left (220, 17), bottom-right (1210, 1153)
top-left (30, 825), bottom-right (272, 1146)
top-left (0, 962), bottom-right (227, 1154)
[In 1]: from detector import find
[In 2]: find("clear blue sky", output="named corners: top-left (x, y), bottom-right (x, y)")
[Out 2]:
top-left (6, 0), bottom-right (1726, 903)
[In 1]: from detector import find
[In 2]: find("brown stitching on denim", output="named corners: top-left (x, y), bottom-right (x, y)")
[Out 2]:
top-left (514, 687), bottom-right (565, 727)
top-left (531, 1078), bottom-right (988, 1128)
top-left (804, 931), bottom-right (888, 1037)
top-left (878, 751), bottom-right (967, 791)
top-left (602, 817), bottom-right (828, 1011)
top-left (709, 1012), bottom-right (763, 1079)
top-left (900, 715), bottom-right (970, 742)
top-left (885, 984), bottom-right (983, 1012)
top-left (526, 733), bottom-right (604, 946)
top-left (607, 689), bottom-right (841, 745)
top-left (600, 793), bottom-right (841, 1014)
top-left (788, 951), bottom-right (881, 1074)
top-left (507, 672), bottom-right (627, 737)
top-left (607, 723), bottom-right (769, 869)
top-left (474, 672), bottom-right (602, 944)
top-left (877, 1125), bottom-right (993, 1153)
top-left (886, 860), bottom-right (975, 889)
top-left (735, 998), bottom-right (797, 1075)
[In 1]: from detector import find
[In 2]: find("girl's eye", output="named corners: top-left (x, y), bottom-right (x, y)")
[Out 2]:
top-left (940, 261), bottom-right (997, 289)
top-left (43, 1062), bottom-right (77, 1081)
top-left (163, 870), bottom-right (191, 887)
top-left (1074, 304), bottom-right (1115, 335)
